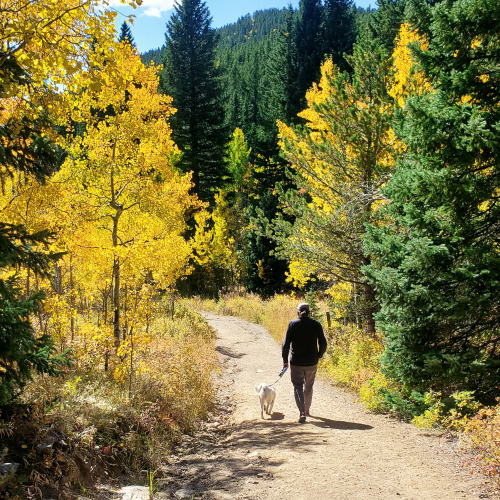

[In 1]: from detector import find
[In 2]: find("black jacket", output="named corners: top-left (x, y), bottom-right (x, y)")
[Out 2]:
top-left (282, 316), bottom-right (327, 366)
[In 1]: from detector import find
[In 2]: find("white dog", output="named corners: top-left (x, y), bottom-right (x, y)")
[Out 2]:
top-left (254, 383), bottom-right (276, 419)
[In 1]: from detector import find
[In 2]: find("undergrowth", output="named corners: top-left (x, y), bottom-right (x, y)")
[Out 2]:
top-left (0, 302), bottom-right (217, 499)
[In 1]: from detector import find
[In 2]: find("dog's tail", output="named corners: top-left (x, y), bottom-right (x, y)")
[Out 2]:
top-left (254, 384), bottom-right (259, 393)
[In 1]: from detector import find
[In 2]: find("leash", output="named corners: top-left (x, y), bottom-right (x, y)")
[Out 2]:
top-left (270, 365), bottom-right (288, 386)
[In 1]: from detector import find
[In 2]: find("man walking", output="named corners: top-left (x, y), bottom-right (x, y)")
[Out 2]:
top-left (282, 302), bottom-right (327, 423)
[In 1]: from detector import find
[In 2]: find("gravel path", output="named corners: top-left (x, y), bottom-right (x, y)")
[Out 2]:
top-left (156, 313), bottom-right (496, 500)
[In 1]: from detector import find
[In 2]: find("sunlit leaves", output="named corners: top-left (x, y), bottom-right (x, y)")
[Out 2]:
top-left (272, 38), bottom-right (396, 332)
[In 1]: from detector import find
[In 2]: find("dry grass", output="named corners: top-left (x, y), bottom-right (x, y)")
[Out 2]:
top-left (186, 293), bottom-right (302, 344)
top-left (1, 302), bottom-right (217, 498)
top-left (460, 404), bottom-right (500, 486)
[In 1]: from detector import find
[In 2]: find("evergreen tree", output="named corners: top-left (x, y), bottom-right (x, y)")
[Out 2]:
top-left (216, 8), bottom-right (296, 296)
top-left (160, 0), bottom-right (227, 203)
top-left (368, 0), bottom-right (406, 52)
top-left (0, 55), bottom-right (70, 405)
top-left (323, 0), bottom-right (356, 71)
top-left (0, 224), bottom-right (69, 405)
top-left (141, 47), bottom-right (164, 66)
top-left (119, 21), bottom-right (136, 48)
top-left (261, 8), bottom-right (298, 134)
top-left (364, 0), bottom-right (500, 401)
top-left (293, 0), bottom-right (324, 116)
top-left (269, 36), bottom-right (394, 333)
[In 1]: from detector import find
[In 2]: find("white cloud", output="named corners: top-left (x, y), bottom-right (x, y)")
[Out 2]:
top-left (140, 0), bottom-right (175, 17)
top-left (107, 0), bottom-right (175, 17)
top-left (144, 6), bottom-right (162, 17)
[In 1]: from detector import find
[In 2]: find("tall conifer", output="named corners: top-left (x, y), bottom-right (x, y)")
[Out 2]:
top-left (293, 0), bottom-right (324, 115)
top-left (368, 0), bottom-right (406, 52)
top-left (160, 0), bottom-right (227, 203)
top-left (365, 0), bottom-right (500, 401)
top-left (323, 0), bottom-right (356, 71)
top-left (119, 21), bottom-right (136, 48)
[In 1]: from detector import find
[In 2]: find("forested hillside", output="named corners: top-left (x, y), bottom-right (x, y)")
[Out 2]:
top-left (1, 0), bottom-right (499, 496)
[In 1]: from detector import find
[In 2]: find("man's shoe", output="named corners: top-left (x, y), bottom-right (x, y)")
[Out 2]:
top-left (298, 413), bottom-right (306, 423)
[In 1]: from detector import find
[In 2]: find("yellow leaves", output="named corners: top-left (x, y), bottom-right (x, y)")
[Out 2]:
top-left (325, 281), bottom-right (354, 320)
top-left (55, 45), bottom-right (198, 293)
top-left (275, 41), bottom-right (400, 296)
top-left (286, 259), bottom-right (314, 288)
top-left (192, 190), bottom-right (238, 271)
top-left (390, 23), bottom-right (431, 107)
top-left (1, 21), bottom-right (204, 371)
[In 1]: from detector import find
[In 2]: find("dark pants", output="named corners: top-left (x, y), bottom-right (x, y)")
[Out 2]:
top-left (290, 363), bottom-right (318, 414)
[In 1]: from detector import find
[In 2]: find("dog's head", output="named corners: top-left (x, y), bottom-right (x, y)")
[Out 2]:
top-left (255, 383), bottom-right (267, 393)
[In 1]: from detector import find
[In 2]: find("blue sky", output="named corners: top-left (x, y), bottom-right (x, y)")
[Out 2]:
top-left (112, 0), bottom-right (376, 53)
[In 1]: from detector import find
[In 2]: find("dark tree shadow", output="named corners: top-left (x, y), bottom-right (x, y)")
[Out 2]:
top-left (216, 346), bottom-right (245, 358)
top-left (306, 415), bottom-right (373, 430)
top-left (270, 412), bottom-right (285, 420)
top-left (161, 413), bottom-right (374, 498)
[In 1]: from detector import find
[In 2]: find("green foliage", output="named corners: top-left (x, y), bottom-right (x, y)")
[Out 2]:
top-left (213, 3), bottom-right (362, 297)
top-left (267, 35), bottom-right (394, 332)
top-left (293, 0), bottom-right (324, 114)
top-left (323, 0), bottom-right (357, 72)
top-left (226, 127), bottom-right (251, 189)
top-left (364, 0), bottom-right (500, 402)
top-left (368, 0), bottom-right (407, 52)
top-left (412, 390), bottom-right (482, 431)
top-left (378, 389), bottom-right (428, 421)
top-left (0, 48), bottom-right (71, 406)
top-left (160, 0), bottom-right (228, 203)
top-left (119, 21), bottom-right (136, 48)
top-left (244, 184), bottom-right (291, 297)
top-left (141, 47), bottom-right (164, 66)
top-left (359, 373), bottom-right (395, 413)
top-left (304, 289), bottom-right (321, 319)
top-left (0, 227), bottom-right (71, 405)
top-left (0, 53), bottom-right (61, 182)
top-left (321, 325), bottom-right (384, 391)
top-left (217, 8), bottom-right (288, 49)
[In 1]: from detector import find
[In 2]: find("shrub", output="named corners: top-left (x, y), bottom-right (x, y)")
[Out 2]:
top-left (359, 373), bottom-right (395, 413)
top-left (379, 389), bottom-right (428, 421)
top-left (321, 325), bottom-right (383, 392)
top-left (1, 304), bottom-right (217, 497)
top-left (461, 403), bottom-right (500, 483)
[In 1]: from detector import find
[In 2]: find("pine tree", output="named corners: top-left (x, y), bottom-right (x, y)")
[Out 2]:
top-left (261, 8), bottom-right (298, 134)
top-left (119, 21), bottom-right (136, 48)
top-left (293, 0), bottom-right (324, 116)
top-left (271, 36), bottom-right (395, 334)
top-left (323, 0), bottom-right (356, 71)
top-left (364, 0), bottom-right (500, 401)
top-left (160, 0), bottom-right (227, 203)
top-left (0, 55), bottom-right (70, 405)
top-left (368, 0), bottom-right (407, 52)
top-left (0, 224), bottom-right (69, 404)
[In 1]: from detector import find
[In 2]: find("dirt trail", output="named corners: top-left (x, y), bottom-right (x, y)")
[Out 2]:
top-left (157, 313), bottom-right (496, 500)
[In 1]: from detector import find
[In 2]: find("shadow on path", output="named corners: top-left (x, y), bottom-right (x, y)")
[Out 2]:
top-left (306, 415), bottom-right (373, 430)
top-left (167, 414), bottom-right (374, 495)
top-left (216, 345), bottom-right (245, 358)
